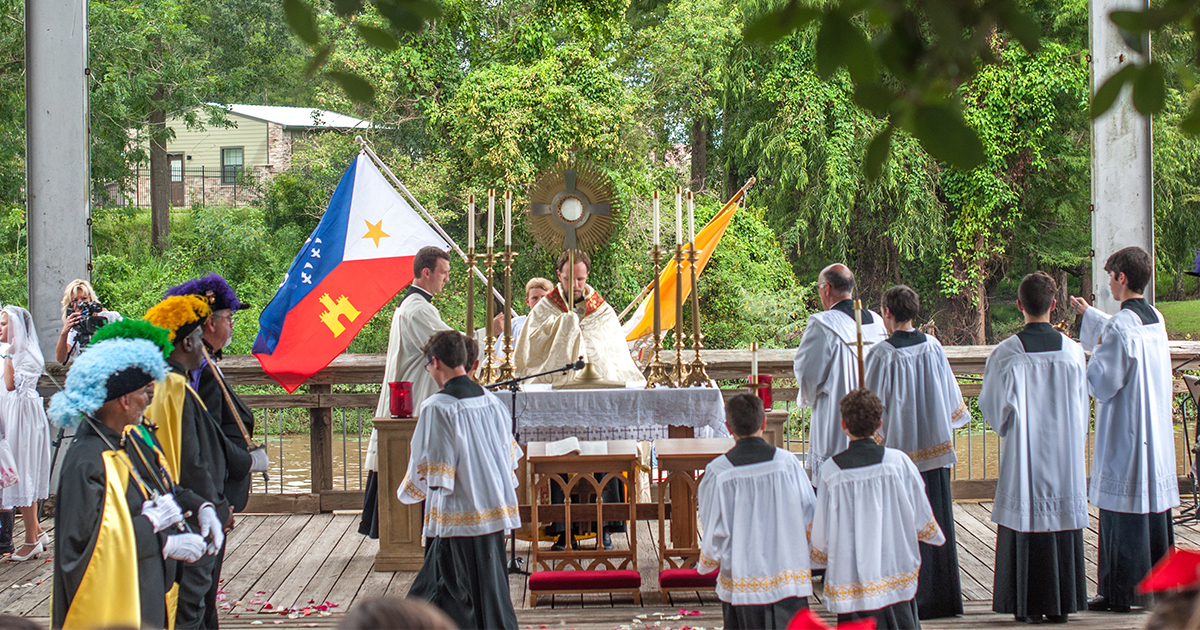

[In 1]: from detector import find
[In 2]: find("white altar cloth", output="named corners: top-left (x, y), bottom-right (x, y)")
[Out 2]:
top-left (490, 386), bottom-right (729, 444)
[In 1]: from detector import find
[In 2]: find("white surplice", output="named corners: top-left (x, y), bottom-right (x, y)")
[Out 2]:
top-left (1080, 305), bottom-right (1180, 514)
top-left (864, 333), bottom-right (969, 472)
top-left (696, 448), bottom-right (817, 605)
top-left (397, 388), bottom-right (523, 537)
top-left (979, 333), bottom-right (1090, 532)
top-left (512, 284), bottom-right (645, 387)
top-left (473, 315), bottom-right (526, 361)
top-left (810, 448), bottom-right (945, 614)
top-left (365, 289), bottom-right (453, 472)
top-left (793, 308), bottom-right (887, 486)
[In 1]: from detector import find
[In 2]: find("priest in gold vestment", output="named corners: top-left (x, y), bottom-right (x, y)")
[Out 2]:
top-left (513, 250), bottom-right (645, 387)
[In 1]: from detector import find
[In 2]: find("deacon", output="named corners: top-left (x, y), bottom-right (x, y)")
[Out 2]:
top-left (810, 389), bottom-right (944, 630)
top-left (864, 284), bottom-right (966, 619)
top-left (980, 272), bottom-right (1090, 623)
top-left (361, 245), bottom-right (454, 539)
top-left (513, 251), bottom-right (644, 386)
top-left (697, 393), bottom-right (817, 629)
top-left (476, 276), bottom-right (553, 361)
top-left (50, 336), bottom-right (207, 629)
top-left (1070, 246), bottom-right (1179, 612)
top-left (399, 331), bottom-right (521, 630)
top-left (143, 295), bottom-right (231, 628)
top-left (792, 264), bottom-right (887, 487)
top-left (167, 273), bottom-right (262, 629)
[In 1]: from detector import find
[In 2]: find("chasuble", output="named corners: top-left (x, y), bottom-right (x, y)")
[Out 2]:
top-left (792, 303), bottom-right (887, 486)
top-left (512, 284), bottom-right (644, 387)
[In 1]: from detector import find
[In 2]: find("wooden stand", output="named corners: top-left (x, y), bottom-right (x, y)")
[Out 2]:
top-left (372, 416), bottom-right (425, 571)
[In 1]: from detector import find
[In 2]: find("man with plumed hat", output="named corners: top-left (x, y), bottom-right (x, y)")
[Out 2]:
top-left (166, 272), bottom-right (259, 629)
top-left (49, 333), bottom-right (207, 629)
top-left (142, 295), bottom-right (233, 628)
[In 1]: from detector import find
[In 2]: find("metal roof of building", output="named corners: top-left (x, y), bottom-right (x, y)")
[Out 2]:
top-left (219, 104), bottom-right (373, 129)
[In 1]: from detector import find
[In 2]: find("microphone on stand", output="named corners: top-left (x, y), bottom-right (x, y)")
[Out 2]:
top-left (571, 357), bottom-right (585, 371)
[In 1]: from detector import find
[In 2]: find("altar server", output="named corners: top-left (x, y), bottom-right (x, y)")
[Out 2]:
top-left (864, 284), bottom-right (965, 619)
top-left (399, 331), bottom-right (521, 630)
top-left (1070, 246), bottom-right (1179, 612)
top-left (793, 264), bottom-right (887, 487)
top-left (810, 389), bottom-right (944, 630)
top-left (361, 246), bottom-right (454, 539)
top-left (142, 296), bottom-right (229, 628)
top-left (50, 337), bottom-right (206, 629)
top-left (697, 393), bottom-right (816, 629)
top-left (980, 271), bottom-right (1089, 623)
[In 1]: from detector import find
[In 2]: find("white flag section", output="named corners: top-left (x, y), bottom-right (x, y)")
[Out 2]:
top-left (343, 154), bottom-right (447, 261)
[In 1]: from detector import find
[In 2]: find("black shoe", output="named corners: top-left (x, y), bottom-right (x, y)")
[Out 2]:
top-left (1015, 615), bottom-right (1045, 624)
top-left (602, 532), bottom-right (613, 550)
top-left (1087, 595), bottom-right (1131, 613)
top-left (550, 533), bottom-right (568, 552)
top-left (1046, 614), bottom-right (1068, 623)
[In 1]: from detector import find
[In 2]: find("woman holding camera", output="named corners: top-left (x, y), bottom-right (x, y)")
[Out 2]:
top-left (55, 279), bottom-right (122, 364)
top-left (0, 306), bottom-right (50, 561)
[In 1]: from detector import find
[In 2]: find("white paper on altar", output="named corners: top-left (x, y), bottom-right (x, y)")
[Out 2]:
top-left (490, 386), bottom-right (729, 444)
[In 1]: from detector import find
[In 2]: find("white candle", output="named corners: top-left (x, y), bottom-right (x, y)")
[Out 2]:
top-left (687, 191), bottom-right (695, 243)
top-left (467, 194), bottom-right (475, 250)
top-left (487, 189), bottom-right (495, 248)
top-left (751, 341), bottom-right (758, 381)
top-left (675, 186), bottom-right (682, 245)
top-left (652, 192), bottom-right (660, 247)
top-left (504, 191), bottom-right (512, 247)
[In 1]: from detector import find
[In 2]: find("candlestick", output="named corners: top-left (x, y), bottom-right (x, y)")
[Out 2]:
top-left (684, 241), bottom-right (711, 387)
top-left (675, 186), bottom-right (682, 245)
top-left (687, 191), bottom-right (695, 243)
top-left (480, 246), bottom-right (499, 384)
top-left (498, 245), bottom-right (517, 381)
top-left (643, 243), bottom-right (671, 388)
top-left (487, 189), bottom-right (496, 248)
top-left (671, 243), bottom-right (688, 386)
top-left (751, 341), bottom-right (758, 380)
top-left (504, 190), bottom-right (512, 247)
top-left (466, 195), bottom-right (476, 336)
top-left (652, 191), bottom-right (660, 247)
top-left (467, 194), bottom-right (475, 250)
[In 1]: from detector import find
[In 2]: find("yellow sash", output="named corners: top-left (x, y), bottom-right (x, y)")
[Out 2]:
top-left (60, 451), bottom-right (141, 629)
top-left (145, 373), bottom-right (208, 481)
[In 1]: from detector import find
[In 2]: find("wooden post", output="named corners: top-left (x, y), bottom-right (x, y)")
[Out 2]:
top-left (309, 384), bottom-right (334, 494)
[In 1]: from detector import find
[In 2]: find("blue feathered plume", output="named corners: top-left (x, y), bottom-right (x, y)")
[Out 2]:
top-left (48, 338), bottom-right (169, 429)
top-left (1187, 250), bottom-right (1200, 278)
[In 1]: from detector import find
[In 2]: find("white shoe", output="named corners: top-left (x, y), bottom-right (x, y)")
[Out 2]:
top-left (37, 531), bottom-right (49, 548)
top-left (10, 541), bottom-right (41, 562)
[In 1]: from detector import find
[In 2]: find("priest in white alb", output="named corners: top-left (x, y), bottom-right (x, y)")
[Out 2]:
top-left (512, 250), bottom-right (645, 387)
top-left (980, 271), bottom-right (1090, 623)
top-left (400, 331), bottom-right (522, 630)
top-left (360, 246), bottom-right (454, 539)
top-left (864, 284), bottom-right (966, 620)
top-left (810, 389), bottom-right (944, 630)
top-left (793, 264), bottom-right (887, 487)
top-left (1069, 246), bottom-right (1178, 613)
top-left (697, 393), bottom-right (817, 629)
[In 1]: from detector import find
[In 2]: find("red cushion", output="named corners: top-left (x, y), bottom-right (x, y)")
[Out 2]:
top-left (659, 568), bottom-right (718, 589)
top-left (529, 570), bottom-right (642, 591)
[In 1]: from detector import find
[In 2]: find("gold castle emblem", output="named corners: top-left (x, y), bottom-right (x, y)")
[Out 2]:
top-left (318, 293), bottom-right (361, 337)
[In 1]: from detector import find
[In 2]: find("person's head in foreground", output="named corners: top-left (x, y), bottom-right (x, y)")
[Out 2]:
top-left (555, 250), bottom-right (591, 301)
top-left (840, 388), bottom-right (883, 439)
top-left (47, 337), bottom-right (170, 431)
top-left (1104, 246), bottom-right (1152, 301)
top-left (338, 596), bottom-right (457, 630)
top-left (1017, 271), bottom-right (1057, 321)
top-left (525, 277), bottom-right (553, 310)
top-left (725, 392), bottom-right (766, 439)
top-left (881, 285), bottom-right (919, 333)
top-left (422, 330), bottom-right (469, 388)
top-left (142, 295), bottom-right (212, 372)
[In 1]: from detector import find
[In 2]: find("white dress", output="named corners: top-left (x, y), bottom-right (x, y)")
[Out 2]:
top-left (1, 357), bottom-right (50, 509)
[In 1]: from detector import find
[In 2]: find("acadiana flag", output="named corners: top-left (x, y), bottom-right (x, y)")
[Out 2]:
top-left (623, 188), bottom-right (746, 341)
top-left (253, 152), bottom-right (447, 392)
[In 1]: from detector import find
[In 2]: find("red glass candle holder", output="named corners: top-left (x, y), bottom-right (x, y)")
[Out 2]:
top-left (747, 374), bottom-right (774, 411)
top-left (389, 381), bottom-right (414, 418)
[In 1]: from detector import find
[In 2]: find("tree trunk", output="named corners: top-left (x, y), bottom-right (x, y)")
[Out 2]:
top-left (1052, 267), bottom-right (1071, 325)
top-left (945, 233), bottom-right (988, 344)
top-left (690, 116), bottom-right (706, 192)
top-left (1172, 270), bottom-right (1185, 301)
top-left (148, 36), bottom-right (169, 252)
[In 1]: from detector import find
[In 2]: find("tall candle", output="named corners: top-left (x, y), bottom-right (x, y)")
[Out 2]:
top-left (675, 186), bottom-right (682, 245)
top-left (504, 191), bottom-right (512, 246)
top-left (652, 191), bottom-right (660, 247)
top-left (467, 194), bottom-right (475, 250)
top-left (487, 189), bottom-right (495, 248)
top-left (751, 341), bottom-right (758, 381)
top-left (687, 191), bottom-right (695, 243)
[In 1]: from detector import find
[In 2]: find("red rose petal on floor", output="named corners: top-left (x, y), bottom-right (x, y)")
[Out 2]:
top-left (263, 603), bottom-right (273, 610)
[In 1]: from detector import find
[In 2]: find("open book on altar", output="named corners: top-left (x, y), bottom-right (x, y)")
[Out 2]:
top-left (544, 437), bottom-right (609, 457)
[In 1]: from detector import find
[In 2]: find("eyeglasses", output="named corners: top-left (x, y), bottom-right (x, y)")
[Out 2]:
top-left (424, 356), bottom-right (434, 368)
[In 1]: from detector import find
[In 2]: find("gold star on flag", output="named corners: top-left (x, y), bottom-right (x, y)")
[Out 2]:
top-left (363, 219), bottom-right (390, 247)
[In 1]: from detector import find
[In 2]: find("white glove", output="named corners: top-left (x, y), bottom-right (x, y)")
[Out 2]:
top-left (140, 494), bottom-right (183, 533)
top-left (197, 504), bottom-right (225, 555)
top-left (162, 533), bottom-right (205, 562)
top-left (249, 447), bottom-right (270, 473)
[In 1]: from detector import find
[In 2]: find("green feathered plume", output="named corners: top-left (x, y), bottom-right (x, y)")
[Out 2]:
top-left (90, 319), bottom-right (174, 359)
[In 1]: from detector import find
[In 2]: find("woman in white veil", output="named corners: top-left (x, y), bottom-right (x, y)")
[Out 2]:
top-left (0, 305), bottom-right (50, 560)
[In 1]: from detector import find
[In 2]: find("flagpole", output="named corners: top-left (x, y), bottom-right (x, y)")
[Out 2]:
top-left (355, 136), bottom-right (506, 308)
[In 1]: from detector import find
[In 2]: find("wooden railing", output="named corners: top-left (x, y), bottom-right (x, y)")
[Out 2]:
top-left (40, 341), bottom-right (1200, 512)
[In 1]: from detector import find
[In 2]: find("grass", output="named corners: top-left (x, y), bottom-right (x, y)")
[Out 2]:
top-left (1156, 299), bottom-right (1200, 339)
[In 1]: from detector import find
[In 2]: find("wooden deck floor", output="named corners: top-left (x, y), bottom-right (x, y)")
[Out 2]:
top-left (5, 502), bottom-right (1193, 628)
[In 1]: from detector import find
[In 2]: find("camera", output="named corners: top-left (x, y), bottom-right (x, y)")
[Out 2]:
top-left (72, 300), bottom-right (109, 348)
